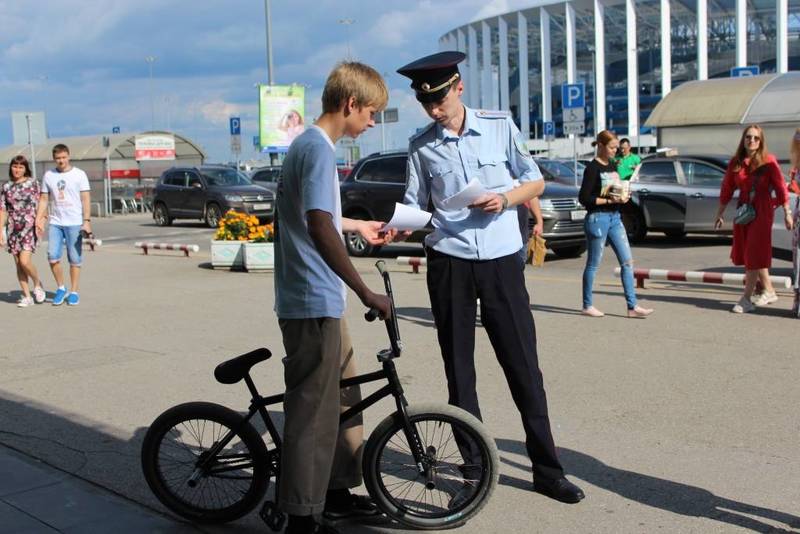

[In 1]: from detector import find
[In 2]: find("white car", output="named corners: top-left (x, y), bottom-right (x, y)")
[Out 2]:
top-left (772, 192), bottom-right (798, 261)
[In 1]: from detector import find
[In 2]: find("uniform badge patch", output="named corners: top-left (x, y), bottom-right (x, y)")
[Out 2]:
top-left (514, 132), bottom-right (532, 158)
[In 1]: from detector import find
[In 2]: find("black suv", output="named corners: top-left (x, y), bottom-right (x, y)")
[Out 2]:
top-left (340, 151), bottom-right (586, 258)
top-left (153, 165), bottom-right (274, 227)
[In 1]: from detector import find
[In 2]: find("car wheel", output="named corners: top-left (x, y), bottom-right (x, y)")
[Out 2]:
top-left (205, 204), bottom-right (222, 228)
top-left (622, 208), bottom-right (647, 242)
top-left (663, 229), bottom-right (686, 239)
top-left (551, 244), bottom-right (586, 258)
top-left (153, 203), bottom-right (172, 226)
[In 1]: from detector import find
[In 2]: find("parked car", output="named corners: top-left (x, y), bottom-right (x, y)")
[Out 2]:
top-left (152, 165), bottom-right (274, 228)
top-left (249, 166), bottom-right (282, 194)
top-left (537, 158), bottom-right (583, 186)
top-left (623, 154), bottom-right (736, 241)
top-left (340, 151), bottom-right (586, 258)
top-left (772, 192), bottom-right (798, 260)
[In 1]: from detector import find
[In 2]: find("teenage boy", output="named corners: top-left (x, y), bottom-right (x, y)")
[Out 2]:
top-left (35, 144), bottom-right (92, 306)
top-left (274, 61), bottom-right (393, 534)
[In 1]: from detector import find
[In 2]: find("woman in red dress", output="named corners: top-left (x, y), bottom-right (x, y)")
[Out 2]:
top-left (714, 125), bottom-right (793, 313)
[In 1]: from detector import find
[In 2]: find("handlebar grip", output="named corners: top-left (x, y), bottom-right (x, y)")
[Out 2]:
top-left (375, 260), bottom-right (387, 275)
top-left (365, 308), bottom-right (379, 322)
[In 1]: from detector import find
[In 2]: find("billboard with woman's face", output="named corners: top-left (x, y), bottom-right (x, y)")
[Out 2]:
top-left (258, 85), bottom-right (305, 152)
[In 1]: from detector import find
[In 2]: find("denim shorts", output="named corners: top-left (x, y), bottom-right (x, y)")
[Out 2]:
top-left (48, 224), bottom-right (83, 266)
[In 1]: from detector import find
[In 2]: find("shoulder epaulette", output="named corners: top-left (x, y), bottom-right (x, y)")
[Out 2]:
top-left (474, 109), bottom-right (511, 119)
top-left (409, 121), bottom-right (436, 142)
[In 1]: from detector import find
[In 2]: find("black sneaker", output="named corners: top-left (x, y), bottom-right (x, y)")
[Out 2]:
top-left (323, 493), bottom-right (381, 521)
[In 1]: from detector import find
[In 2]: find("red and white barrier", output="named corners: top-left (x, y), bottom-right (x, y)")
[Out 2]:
top-left (135, 242), bottom-right (199, 257)
top-left (614, 267), bottom-right (791, 289)
top-left (396, 256), bottom-right (427, 274)
top-left (85, 238), bottom-right (102, 251)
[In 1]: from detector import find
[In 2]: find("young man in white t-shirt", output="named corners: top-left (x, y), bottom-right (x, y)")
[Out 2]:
top-left (35, 144), bottom-right (92, 306)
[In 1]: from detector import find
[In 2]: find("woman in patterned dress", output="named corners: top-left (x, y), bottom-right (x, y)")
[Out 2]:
top-left (788, 129), bottom-right (800, 317)
top-left (0, 155), bottom-right (45, 307)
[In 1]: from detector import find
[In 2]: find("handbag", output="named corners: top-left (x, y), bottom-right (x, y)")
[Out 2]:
top-left (733, 169), bottom-right (762, 226)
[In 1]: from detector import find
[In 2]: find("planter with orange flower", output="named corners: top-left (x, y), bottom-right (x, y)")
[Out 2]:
top-left (210, 211), bottom-right (250, 269)
top-left (243, 221), bottom-right (275, 272)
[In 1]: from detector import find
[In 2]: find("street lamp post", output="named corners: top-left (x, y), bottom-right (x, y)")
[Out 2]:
top-left (145, 55), bottom-right (156, 131)
top-left (587, 45), bottom-right (597, 137)
top-left (264, 0), bottom-right (274, 85)
top-left (339, 18), bottom-right (354, 58)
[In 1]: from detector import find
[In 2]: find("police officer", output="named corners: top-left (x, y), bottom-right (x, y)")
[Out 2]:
top-left (399, 51), bottom-right (584, 504)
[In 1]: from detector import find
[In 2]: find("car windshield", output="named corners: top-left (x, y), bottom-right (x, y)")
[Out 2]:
top-left (202, 168), bottom-right (252, 186)
top-left (538, 160), bottom-right (578, 182)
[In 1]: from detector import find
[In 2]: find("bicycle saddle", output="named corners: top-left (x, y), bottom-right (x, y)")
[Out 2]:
top-left (214, 348), bottom-right (272, 384)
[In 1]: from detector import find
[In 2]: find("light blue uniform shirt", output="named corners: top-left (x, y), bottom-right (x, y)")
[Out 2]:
top-left (404, 106), bottom-right (543, 260)
top-left (274, 126), bottom-right (346, 319)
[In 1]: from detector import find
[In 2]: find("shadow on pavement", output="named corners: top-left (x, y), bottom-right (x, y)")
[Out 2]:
top-left (495, 439), bottom-right (800, 533)
top-left (0, 290), bottom-right (23, 304)
top-left (593, 289), bottom-right (796, 317)
top-left (632, 234), bottom-right (732, 250)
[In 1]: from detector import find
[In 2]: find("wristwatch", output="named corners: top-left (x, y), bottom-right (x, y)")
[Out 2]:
top-left (500, 193), bottom-right (509, 210)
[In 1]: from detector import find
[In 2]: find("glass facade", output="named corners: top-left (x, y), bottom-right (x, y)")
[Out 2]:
top-left (444, 0), bottom-right (798, 139)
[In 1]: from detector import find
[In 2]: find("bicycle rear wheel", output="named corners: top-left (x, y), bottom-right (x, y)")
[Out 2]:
top-left (141, 402), bottom-right (270, 523)
top-left (363, 403), bottom-right (499, 530)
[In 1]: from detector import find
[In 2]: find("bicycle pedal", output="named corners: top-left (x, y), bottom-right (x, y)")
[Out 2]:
top-left (259, 500), bottom-right (286, 532)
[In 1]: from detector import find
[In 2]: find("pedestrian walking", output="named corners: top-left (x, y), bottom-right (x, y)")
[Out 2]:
top-left (399, 51), bottom-right (584, 504)
top-left (613, 137), bottom-right (641, 181)
top-left (0, 155), bottom-right (45, 307)
top-left (714, 125), bottom-right (792, 313)
top-left (34, 144), bottom-right (92, 306)
top-left (579, 130), bottom-right (653, 318)
top-left (787, 128), bottom-right (800, 317)
top-left (274, 61), bottom-right (394, 534)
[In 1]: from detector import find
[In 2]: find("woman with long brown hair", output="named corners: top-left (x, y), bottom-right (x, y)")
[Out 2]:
top-left (0, 155), bottom-right (45, 307)
top-left (714, 125), bottom-right (793, 313)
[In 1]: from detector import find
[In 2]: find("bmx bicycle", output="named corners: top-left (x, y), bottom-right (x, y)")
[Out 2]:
top-left (141, 260), bottom-right (499, 530)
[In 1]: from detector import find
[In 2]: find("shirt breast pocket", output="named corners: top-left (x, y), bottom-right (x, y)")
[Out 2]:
top-left (477, 154), bottom-right (510, 190)
top-left (429, 163), bottom-right (460, 198)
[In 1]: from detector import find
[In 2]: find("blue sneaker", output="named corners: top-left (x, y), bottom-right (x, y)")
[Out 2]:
top-left (52, 287), bottom-right (67, 306)
top-left (66, 292), bottom-right (80, 306)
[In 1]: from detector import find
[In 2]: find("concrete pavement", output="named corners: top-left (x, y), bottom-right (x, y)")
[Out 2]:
top-left (1, 214), bottom-right (799, 533)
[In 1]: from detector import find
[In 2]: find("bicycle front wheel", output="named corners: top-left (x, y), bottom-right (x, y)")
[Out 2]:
top-left (141, 402), bottom-right (270, 523)
top-left (363, 403), bottom-right (499, 530)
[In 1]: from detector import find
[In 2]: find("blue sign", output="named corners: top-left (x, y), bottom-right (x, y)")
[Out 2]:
top-left (112, 126), bottom-right (120, 134)
top-left (543, 121), bottom-right (555, 137)
top-left (561, 83), bottom-right (585, 109)
top-left (730, 66), bottom-right (760, 78)
top-left (229, 117), bottom-right (241, 135)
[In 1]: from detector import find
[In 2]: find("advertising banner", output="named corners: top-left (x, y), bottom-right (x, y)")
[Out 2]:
top-left (258, 85), bottom-right (305, 153)
top-left (135, 134), bottom-right (176, 161)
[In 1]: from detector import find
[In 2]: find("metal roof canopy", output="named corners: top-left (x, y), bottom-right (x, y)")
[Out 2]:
top-left (0, 130), bottom-right (206, 163)
top-left (645, 72), bottom-right (800, 128)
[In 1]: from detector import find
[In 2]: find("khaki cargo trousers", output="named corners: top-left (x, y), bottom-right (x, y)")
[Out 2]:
top-left (277, 317), bottom-right (364, 515)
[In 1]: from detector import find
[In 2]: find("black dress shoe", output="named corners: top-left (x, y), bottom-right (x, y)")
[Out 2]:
top-left (533, 476), bottom-right (585, 504)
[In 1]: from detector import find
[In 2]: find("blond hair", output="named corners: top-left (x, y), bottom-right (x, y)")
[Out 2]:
top-left (790, 127), bottom-right (800, 169)
top-left (321, 61), bottom-right (388, 114)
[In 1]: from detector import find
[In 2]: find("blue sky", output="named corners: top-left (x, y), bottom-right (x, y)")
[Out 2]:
top-left (0, 0), bottom-right (529, 162)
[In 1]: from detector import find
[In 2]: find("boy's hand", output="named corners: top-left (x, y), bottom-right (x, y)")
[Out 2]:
top-left (361, 290), bottom-right (392, 320)
top-left (357, 220), bottom-right (390, 245)
top-left (35, 218), bottom-right (45, 238)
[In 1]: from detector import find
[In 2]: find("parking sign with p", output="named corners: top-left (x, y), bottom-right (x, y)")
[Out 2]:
top-left (561, 83), bottom-right (585, 109)
top-left (229, 117), bottom-right (241, 136)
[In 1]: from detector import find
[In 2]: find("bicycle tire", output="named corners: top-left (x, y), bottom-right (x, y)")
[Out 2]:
top-left (141, 402), bottom-right (270, 523)
top-left (363, 403), bottom-right (499, 529)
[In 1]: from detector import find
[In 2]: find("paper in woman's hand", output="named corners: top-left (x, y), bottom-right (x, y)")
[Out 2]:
top-left (441, 178), bottom-right (489, 210)
top-left (381, 203), bottom-right (432, 232)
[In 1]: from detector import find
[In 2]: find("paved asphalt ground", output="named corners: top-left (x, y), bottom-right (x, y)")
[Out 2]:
top-left (1, 213), bottom-right (798, 533)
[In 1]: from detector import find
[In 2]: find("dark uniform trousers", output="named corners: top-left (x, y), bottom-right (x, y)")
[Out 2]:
top-left (426, 246), bottom-right (564, 482)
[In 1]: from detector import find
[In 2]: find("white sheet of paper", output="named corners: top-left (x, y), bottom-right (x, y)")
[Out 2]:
top-left (441, 178), bottom-right (489, 210)
top-left (381, 203), bottom-right (432, 231)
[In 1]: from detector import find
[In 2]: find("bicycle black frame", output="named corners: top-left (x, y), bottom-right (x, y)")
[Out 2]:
top-left (196, 261), bottom-right (428, 480)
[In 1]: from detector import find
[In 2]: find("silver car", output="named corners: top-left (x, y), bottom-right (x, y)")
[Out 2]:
top-left (624, 155), bottom-right (736, 241)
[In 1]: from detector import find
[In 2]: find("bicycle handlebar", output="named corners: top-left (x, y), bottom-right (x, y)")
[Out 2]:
top-left (364, 260), bottom-right (402, 358)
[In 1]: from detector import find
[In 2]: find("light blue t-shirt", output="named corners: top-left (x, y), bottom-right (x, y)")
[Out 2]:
top-left (274, 126), bottom-right (346, 319)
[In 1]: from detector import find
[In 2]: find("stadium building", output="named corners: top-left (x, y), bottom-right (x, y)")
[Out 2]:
top-left (439, 0), bottom-right (800, 148)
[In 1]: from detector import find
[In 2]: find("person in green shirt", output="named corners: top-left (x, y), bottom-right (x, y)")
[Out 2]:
top-left (614, 138), bottom-right (641, 180)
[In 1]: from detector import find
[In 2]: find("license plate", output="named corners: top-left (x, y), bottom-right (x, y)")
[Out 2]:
top-left (570, 209), bottom-right (587, 221)
top-left (253, 203), bottom-right (271, 210)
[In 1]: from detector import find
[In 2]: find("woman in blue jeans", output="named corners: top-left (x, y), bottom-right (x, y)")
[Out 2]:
top-left (578, 130), bottom-right (653, 318)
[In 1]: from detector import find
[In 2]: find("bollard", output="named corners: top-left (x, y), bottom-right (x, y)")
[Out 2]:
top-left (135, 242), bottom-right (200, 258)
top-left (613, 267), bottom-right (791, 290)
top-left (396, 256), bottom-right (427, 274)
top-left (85, 238), bottom-right (103, 252)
